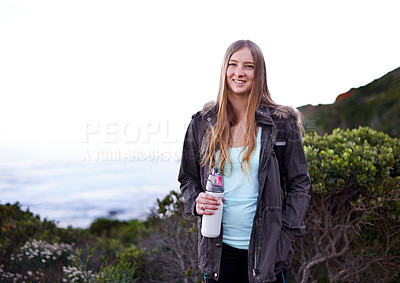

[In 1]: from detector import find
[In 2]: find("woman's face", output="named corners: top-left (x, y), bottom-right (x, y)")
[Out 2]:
top-left (226, 47), bottom-right (255, 97)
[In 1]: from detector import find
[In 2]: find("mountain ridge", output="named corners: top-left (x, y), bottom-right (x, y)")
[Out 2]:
top-left (298, 67), bottom-right (400, 137)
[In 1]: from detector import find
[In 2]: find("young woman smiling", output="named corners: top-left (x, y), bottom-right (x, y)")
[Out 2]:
top-left (179, 40), bottom-right (311, 283)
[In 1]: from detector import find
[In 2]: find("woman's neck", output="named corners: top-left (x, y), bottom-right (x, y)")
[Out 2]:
top-left (228, 93), bottom-right (248, 123)
top-left (227, 93), bottom-right (249, 147)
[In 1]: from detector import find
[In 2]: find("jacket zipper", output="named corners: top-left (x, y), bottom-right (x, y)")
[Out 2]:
top-left (253, 208), bottom-right (268, 278)
top-left (253, 205), bottom-right (261, 277)
top-left (253, 217), bottom-right (259, 277)
top-left (253, 252), bottom-right (257, 277)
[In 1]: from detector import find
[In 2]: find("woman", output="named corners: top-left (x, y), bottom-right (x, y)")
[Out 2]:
top-left (178, 40), bottom-right (311, 283)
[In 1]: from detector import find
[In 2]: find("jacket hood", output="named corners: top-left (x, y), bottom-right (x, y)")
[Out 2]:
top-left (200, 100), bottom-right (217, 115)
top-left (272, 105), bottom-right (303, 129)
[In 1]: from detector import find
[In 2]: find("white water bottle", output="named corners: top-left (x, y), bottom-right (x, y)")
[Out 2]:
top-left (201, 168), bottom-right (224, 238)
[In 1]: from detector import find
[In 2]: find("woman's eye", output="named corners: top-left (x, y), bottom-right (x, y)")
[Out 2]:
top-left (246, 65), bottom-right (254, 69)
top-left (228, 62), bottom-right (236, 66)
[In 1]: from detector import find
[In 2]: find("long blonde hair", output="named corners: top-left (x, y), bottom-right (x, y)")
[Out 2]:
top-left (201, 40), bottom-right (277, 175)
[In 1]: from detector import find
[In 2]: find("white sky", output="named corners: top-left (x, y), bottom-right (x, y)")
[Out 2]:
top-left (1, 0), bottom-right (399, 162)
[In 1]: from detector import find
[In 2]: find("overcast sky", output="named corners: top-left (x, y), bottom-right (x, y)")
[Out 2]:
top-left (1, 0), bottom-right (399, 162)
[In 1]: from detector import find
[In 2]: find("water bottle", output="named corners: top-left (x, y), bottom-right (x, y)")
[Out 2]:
top-left (201, 168), bottom-right (224, 238)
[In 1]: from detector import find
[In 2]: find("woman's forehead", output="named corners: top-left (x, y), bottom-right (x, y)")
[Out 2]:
top-left (230, 47), bottom-right (254, 62)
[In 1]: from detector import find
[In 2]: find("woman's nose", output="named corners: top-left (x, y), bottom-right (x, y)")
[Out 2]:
top-left (235, 68), bottom-right (244, 76)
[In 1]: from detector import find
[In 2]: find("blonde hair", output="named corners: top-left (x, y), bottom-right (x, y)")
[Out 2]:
top-left (201, 40), bottom-right (278, 175)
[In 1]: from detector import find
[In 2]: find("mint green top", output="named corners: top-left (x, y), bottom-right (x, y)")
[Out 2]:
top-left (217, 127), bottom-right (261, 250)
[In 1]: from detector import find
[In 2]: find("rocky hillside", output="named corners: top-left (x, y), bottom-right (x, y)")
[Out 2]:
top-left (298, 67), bottom-right (400, 137)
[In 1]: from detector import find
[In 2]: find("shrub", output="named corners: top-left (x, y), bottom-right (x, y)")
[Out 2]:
top-left (138, 190), bottom-right (201, 283)
top-left (0, 239), bottom-right (74, 282)
top-left (292, 127), bottom-right (400, 282)
top-left (63, 246), bottom-right (138, 283)
top-left (0, 203), bottom-right (59, 259)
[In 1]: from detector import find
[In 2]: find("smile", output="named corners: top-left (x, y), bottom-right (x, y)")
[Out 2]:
top-left (233, 79), bottom-right (246, 84)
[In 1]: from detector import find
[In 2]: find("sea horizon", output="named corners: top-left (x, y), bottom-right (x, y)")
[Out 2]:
top-left (0, 157), bottom-right (181, 228)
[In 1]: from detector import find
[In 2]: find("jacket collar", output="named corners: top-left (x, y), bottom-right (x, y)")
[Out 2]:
top-left (204, 104), bottom-right (274, 126)
top-left (255, 105), bottom-right (275, 126)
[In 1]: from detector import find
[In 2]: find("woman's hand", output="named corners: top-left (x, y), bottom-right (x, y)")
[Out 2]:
top-left (195, 192), bottom-right (225, 215)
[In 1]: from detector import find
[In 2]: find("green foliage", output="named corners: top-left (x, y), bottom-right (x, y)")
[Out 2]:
top-left (89, 218), bottom-right (126, 237)
top-left (85, 217), bottom-right (152, 273)
top-left (156, 190), bottom-right (184, 217)
top-left (0, 202), bottom-right (143, 282)
top-left (119, 244), bottom-right (144, 267)
top-left (97, 253), bottom-right (138, 283)
top-left (0, 202), bottom-right (59, 257)
top-left (89, 218), bottom-right (150, 245)
top-left (154, 189), bottom-right (198, 235)
top-left (304, 126), bottom-right (399, 197)
top-left (0, 202), bottom-right (88, 281)
top-left (294, 127), bottom-right (400, 282)
top-left (0, 239), bottom-right (74, 282)
top-left (63, 245), bottom-right (98, 282)
top-left (14, 239), bottom-right (74, 269)
top-left (64, 246), bottom-right (138, 283)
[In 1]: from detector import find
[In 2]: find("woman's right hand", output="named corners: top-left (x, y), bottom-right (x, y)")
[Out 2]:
top-left (195, 192), bottom-right (224, 215)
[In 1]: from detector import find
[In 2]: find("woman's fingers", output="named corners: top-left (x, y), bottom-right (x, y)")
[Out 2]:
top-left (198, 193), bottom-right (221, 205)
top-left (196, 193), bottom-right (221, 215)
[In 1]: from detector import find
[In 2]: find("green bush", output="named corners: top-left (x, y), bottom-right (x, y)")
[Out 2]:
top-left (63, 246), bottom-right (138, 282)
top-left (292, 127), bottom-right (400, 282)
top-left (89, 218), bottom-right (150, 245)
top-left (0, 202), bottom-right (77, 281)
top-left (0, 203), bottom-right (58, 257)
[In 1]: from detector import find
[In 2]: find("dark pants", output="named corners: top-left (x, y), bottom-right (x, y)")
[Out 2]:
top-left (205, 243), bottom-right (286, 283)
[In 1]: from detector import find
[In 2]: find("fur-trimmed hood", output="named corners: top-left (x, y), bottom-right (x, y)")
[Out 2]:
top-left (272, 105), bottom-right (304, 132)
top-left (199, 100), bottom-right (303, 131)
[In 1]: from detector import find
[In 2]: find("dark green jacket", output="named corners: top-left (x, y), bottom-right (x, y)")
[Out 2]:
top-left (178, 103), bottom-right (311, 282)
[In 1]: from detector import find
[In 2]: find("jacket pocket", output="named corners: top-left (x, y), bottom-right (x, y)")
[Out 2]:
top-left (253, 206), bottom-right (282, 280)
top-left (274, 228), bottom-right (294, 272)
top-left (282, 192), bottom-right (311, 237)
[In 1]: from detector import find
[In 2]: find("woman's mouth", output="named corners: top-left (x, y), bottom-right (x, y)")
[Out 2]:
top-left (233, 79), bottom-right (245, 85)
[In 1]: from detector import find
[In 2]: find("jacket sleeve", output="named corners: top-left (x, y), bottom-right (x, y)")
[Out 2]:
top-left (178, 117), bottom-right (203, 217)
top-left (281, 117), bottom-right (311, 238)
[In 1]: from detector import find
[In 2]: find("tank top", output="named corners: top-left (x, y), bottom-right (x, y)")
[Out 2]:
top-left (216, 127), bottom-right (261, 249)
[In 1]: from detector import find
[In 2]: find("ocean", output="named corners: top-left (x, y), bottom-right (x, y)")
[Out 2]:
top-left (0, 159), bottom-right (181, 228)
